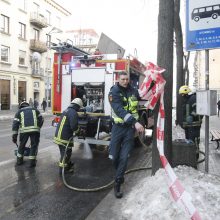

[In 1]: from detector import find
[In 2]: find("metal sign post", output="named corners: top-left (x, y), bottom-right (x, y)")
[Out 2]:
top-left (186, 0), bottom-right (220, 173)
top-left (205, 50), bottom-right (209, 173)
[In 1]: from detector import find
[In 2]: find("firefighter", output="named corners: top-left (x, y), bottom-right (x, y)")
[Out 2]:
top-left (12, 101), bottom-right (44, 167)
top-left (179, 85), bottom-right (203, 159)
top-left (54, 98), bottom-right (83, 175)
top-left (108, 71), bottom-right (144, 198)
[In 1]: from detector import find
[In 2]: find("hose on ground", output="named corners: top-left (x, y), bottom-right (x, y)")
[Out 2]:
top-left (61, 136), bottom-right (152, 192)
top-left (61, 136), bottom-right (204, 192)
top-left (197, 150), bottom-right (205, 164)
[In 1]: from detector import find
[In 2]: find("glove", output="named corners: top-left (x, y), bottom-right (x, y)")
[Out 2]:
top-left (12, 134), bottom-right (18, 144)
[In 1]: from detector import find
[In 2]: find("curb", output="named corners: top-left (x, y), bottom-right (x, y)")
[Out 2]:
top-left (0, 112), bottom-right (53, 121)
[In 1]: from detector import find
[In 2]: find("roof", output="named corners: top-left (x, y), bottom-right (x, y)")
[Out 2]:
top-left (66, 29), bottom-right (99, 38)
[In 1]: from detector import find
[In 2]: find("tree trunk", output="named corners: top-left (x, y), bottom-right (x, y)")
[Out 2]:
top-left (152, 0), bottom-right (174, 175)
top-left (184, 51), bottom-right (190, 85)
top-left (174, 0), bottom-right (184, 126)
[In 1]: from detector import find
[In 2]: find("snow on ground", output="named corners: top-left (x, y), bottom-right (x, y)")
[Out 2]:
top-left (122, 166), bottom-right (220, 220)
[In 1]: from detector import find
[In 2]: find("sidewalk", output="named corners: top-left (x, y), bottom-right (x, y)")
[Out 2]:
top-left (85, 113), bottom-right (220, 220)
top-left (0, 108), bottom-right (53, 121)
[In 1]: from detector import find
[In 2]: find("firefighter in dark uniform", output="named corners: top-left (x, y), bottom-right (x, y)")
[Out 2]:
top-left (179, 85), bottom-right (203, 159)
top-left (54, 98), bottom-right (83, 174)
top-left (108, 71), bottom-right (144, 198)
top-left (12, 101), bottom-right (44, 167)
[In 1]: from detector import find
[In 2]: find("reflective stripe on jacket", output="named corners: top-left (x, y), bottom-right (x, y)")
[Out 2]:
top-left (12, 106), bottom-right (43, 134)
top-left (109, 83), bottom-right (139, 125)
top-left (54, 106), bottom-right (78, 146)
top-left (182, 93), bottom-right (203, 128)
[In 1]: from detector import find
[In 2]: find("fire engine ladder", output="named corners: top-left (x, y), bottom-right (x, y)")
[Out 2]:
top-left (50, 39), bottom-right (89, 55)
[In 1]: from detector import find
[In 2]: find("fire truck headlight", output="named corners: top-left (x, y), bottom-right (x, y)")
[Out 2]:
top-left (70, 62), bottom-right (76, 69)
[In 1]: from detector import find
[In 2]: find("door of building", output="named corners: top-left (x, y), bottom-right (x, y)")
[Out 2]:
top-left (18, 81), bottom-right (26, 103)
top-left (0, 79), bottom-right (10, 110)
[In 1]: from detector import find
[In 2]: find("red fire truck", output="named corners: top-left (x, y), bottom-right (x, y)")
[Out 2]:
top-left (51, 42), bottom-right (153, 146)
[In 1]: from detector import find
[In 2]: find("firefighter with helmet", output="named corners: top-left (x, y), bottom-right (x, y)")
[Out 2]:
top-left (54, 98), bottom-right (83, 174)
top-left (12, 100), bottom-right (44, 167)
top-left (179, 85), bottom-right (203, 159)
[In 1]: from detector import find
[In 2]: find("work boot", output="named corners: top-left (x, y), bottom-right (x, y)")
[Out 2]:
top-left (114, 182), bottom-right (123, 199)
top-left (29, 159), bottom-right (37, 168)
top-left (59, 161), bottom-right (74, 175)
top-left (16, 157), bottom-right (23, 166)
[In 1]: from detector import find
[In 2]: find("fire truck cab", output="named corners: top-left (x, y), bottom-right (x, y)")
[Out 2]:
top-left (51, 42), bottom-right (153, 146)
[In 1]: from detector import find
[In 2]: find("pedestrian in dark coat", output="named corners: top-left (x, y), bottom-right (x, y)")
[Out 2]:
top-left (41, 98), bottom-right (47, 112)
top-left (34, 99), bottom-right (39, 109)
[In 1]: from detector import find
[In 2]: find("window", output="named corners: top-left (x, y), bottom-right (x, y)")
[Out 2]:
top-left (34, 81), bottom-right (40, 88)
top-left (213, 5), bottom-right (220, 10)
top-left (33, 28), bottom-right (39, 40)
top-left (19, 50), bottom-right (26, 65)
top-left (0, 14), bottom-right (9, 33)
top-left (193, 9), bottom-right (198, 14)
top-left (19, 0), bottom-right (26, 11)
top-left (206, 7), bottom-right (212, 12)
top-left (1, 45), bottom-right (10, 62)
top-left (18, 81), bottom-right (26, 103)
top-left (18, 22), bottom-right (26, 39)
top-left (46, 34), bottom-right (51, 47)
top-left (199, 8), bottom-right (205, 13)
top-left (46, 10), bottom-right (51, 25)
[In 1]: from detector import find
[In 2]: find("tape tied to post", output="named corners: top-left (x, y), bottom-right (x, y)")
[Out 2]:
top-left (139, 62), bottom-right (201, 220)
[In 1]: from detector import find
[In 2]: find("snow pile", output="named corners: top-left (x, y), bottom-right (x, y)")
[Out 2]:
top-left (122, 166), bottom-right (220, 220)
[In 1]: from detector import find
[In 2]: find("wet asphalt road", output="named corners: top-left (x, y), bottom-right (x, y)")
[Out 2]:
top-left (0, 117), bottom-right (147, 220)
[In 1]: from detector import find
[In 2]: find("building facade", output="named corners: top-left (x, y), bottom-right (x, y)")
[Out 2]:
top-left (193, 49), bottom-right (220, 99)
top-left (65, 29), bottom-right (99, 54)
top-left (0, 0), bottom-right (71, 110)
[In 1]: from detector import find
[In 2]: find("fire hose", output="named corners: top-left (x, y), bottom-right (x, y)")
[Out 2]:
top-left (61, 135), bottom-right (152, 192)
top-left (60, 134), bottom-right (205, 192)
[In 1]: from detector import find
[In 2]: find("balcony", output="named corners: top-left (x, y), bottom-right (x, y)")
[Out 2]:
top-left (30, 12), bottom-right (48, 28)
top-left (32, 67), bottom-right (44, 78)
top-left (30, 39), bottom-right (47, 53)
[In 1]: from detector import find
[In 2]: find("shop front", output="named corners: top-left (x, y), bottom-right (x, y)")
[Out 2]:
top-left (0, 79), bottom-right (10, 110)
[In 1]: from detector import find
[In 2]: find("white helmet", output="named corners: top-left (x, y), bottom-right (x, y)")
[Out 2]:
top-left (71, 98), bottom-right (83, 108)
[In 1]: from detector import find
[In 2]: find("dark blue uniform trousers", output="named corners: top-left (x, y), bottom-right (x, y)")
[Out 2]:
top-left (18, 132), bottom-right (40, 157)
top-left (185, 126), bottom-right (201, 146)
top-left (109, 124), bottom-right (135, 182)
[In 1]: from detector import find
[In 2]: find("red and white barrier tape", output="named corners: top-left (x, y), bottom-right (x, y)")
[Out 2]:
top-left (139, 62), bottom-right (201, 220)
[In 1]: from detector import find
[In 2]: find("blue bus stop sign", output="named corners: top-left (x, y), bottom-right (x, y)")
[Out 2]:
top-left (186, 0), bottom-right (220, 51)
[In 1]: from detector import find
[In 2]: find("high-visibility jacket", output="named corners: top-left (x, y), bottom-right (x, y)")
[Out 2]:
top-left (182, 93), bottom-right (203, 128)
top-left (12, 106), bottom-right (44, 134)
top-left (54, 105), bottom-right (78, 146)
top-left (108, 83), bottom-right (139, 125)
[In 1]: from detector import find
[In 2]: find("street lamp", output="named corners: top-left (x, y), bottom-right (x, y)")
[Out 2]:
top-left (45, 27), bottom-right (63, 109)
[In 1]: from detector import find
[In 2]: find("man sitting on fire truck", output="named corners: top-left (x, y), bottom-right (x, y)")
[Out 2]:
top-left (54, 98), bottom-right (83, 174)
